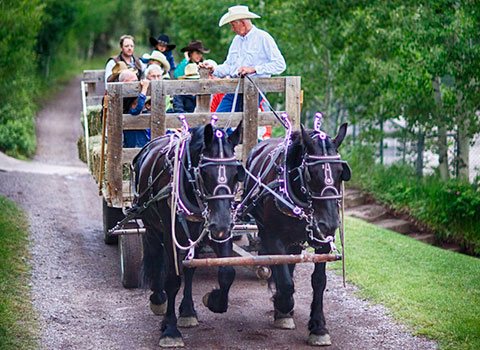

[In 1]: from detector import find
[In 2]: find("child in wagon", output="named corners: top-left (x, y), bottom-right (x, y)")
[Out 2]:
top-left (149, 34), bottom-right (176, 78)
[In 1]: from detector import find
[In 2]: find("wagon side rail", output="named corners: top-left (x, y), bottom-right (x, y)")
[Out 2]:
top-left (104, 75), bottom-right (301, 208)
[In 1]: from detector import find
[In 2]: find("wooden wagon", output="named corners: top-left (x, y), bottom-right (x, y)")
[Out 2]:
top-left (80, 69), bottom-right (303, 288)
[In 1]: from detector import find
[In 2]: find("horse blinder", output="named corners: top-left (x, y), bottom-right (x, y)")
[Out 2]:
top-left (341, 162), bottom-right (351, 182)
top-left (237, 165), bottom-right (246, 182)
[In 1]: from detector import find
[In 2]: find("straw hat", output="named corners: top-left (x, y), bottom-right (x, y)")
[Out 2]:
top-left (141, 51), bottom-right (171, 72)
top-left (219, 5), bottom-right (260, 27)
top-left (181, 63), bottom-right (200, 79)
top-left (107, 61), bottom-right (138, 82)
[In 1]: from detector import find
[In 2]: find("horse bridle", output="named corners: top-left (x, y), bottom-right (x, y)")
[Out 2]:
top-left (295, 153), bottom-right (347, 202)
top-left (196, 155), bottom-right (242, 201)
top-left (180, 128), bottom-right (243, 243)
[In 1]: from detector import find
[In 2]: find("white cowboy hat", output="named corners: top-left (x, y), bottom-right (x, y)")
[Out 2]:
top-left (218, 5), bottom-right (261, 27)
top-left (141, 50), bottom-right (170, 72)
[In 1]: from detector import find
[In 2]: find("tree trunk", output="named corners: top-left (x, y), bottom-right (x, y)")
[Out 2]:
top-left (457, 121), bottom-right (470, 181)
top-left (379, 117), bottom-right (384, 165)
top-left (432, 76), bottom-right (449, 180)
top-left (323, 49), bottom-right (334, 133)
top-left (416, 131), bottom-right (425, 178)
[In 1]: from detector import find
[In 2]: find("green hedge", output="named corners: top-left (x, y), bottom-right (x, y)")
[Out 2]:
top-left (0, 1), bottom-right (43, 158)
top-left (345, 144), bottom-right (480, 255)
top-left (0, 0), bottom-right (128, 158)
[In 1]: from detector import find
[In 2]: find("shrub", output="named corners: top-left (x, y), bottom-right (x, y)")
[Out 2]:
top-left (0, 103), bottom-right (36, 158)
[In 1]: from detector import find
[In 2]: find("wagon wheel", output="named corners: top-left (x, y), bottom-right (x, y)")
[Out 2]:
top-left (119, 233), bottom-right (143, 289)
top-left (102, 199), bottom-right (124, 245)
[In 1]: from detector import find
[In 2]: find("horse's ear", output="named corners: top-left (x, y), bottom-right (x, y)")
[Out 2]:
top-left (228, 120), bottom-right (243, 147)
top-left (204, 123), bottom-right (214, 148)
top-left (333, 123), bottom-right (348, 149)
top-left (300, 124), bottom-right (314, 152)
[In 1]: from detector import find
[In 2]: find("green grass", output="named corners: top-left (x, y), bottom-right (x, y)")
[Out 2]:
top-left (334, 216), bottom-right (480, 350)
top-left (0, 196), bottom-right (38, 350)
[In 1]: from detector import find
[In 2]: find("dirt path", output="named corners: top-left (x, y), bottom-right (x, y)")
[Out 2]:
top-left (0, 77), bottom-right (437, 350)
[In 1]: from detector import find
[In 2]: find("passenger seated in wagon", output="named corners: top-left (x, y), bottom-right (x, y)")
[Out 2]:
top-left (172, 63), bottom-right (200, 113)
top-left (173, 40), bottom-right (210, 78)
top-left (140, 50), bottom-right (171, 79)
top-left (105, 34), bottom-right (145, 87)
top-left (173, 59), bottom-right (220, 114)
top-left (149, 34), bottom-right (177, 78)
top-left (120, 65), bottom-right (172, 148)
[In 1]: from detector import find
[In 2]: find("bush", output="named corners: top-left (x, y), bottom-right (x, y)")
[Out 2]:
top-left (344, 144), bottom-right (480, 255)
top-left (0, 104), bottom-right (36, 158)
top-left (0, 1), bottom-right (43, 158)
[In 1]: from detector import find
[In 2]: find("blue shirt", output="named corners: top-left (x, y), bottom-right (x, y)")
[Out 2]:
top-left (124, 93), bottom-right (149, 148)
top-left (214, 25), bottom-right (286, 78)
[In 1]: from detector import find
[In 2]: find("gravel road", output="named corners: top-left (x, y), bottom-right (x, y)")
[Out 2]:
top-left (0, 77), bottom-right (437, 350)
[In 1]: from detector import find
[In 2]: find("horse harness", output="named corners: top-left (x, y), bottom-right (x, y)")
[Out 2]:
top-left (115, 123), bottom-right (243, 249)
top-left (238, 114), bottom-right (349, 250)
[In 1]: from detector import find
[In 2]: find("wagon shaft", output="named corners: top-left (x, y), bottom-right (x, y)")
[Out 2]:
top-left (182, 253), bottom-right (341, 268)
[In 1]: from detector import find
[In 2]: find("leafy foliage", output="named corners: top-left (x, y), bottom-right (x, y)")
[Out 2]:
top-left (0, 0), bottom-right (43, 157)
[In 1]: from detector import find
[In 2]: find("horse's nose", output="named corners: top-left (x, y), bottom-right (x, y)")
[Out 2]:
top-left (316, 220), bottom-right (338, 236)
top-left (208, 223), bottom-right (229, 238)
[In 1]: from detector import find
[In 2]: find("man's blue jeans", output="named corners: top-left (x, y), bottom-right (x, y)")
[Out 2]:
top-left (215, 93), bottom-right (264, 112)
top-left (215, 93), bottom-right (244, 112)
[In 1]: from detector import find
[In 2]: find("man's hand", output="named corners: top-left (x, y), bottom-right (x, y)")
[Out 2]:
top-left (198, 61), bottom-right (215, 72)
top-left (238, 66), bottom-right (256, 76)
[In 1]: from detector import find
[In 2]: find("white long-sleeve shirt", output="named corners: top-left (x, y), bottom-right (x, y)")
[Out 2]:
top-left (213, 25), bottom-right (286, 78)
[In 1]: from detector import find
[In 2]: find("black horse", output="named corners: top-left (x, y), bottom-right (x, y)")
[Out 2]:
top-left (132, 121), bottom-right (243, 347)
top-left (242, 122), bottom-right (350, 346)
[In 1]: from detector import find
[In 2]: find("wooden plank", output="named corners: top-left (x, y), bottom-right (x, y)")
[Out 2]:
top-left (115, 77), bottom-right (288, 97)
top-left (83, 70), bottom-right (105, 83)
top-left (182, 253), bottom-right (342, 268)
top-left (242, 78), bottom-right (259, 163)
top-left (150, 80), bottom-right (165, 138)
top-left (86, 96), bottom-right (103, 106)
top-left (123, 114), bottom-right (152, 130)
top-left (122, 111), bottom-right (284, 130)
top-left (195, 68), bottom-right (211, 112)
top-left (106, 84), bottom-right (124, 207)
top-left (285, 76), bottom-right (301, 129)
top-left (122, 148), bottom-right (142, 164)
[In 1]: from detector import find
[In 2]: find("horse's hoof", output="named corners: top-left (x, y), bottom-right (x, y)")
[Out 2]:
top-left (307, 333), bottom-right (332, 346)
top-left (202, 292), bottom-right (210, 307)
top-left (177, 316), bottom-right (199, 328)
top-left (159, 336), bottom-right (184, 348)
top-left (273, 317), bottom-right (295, 329)
top-left (150, 301), bottom-right (167, 316)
